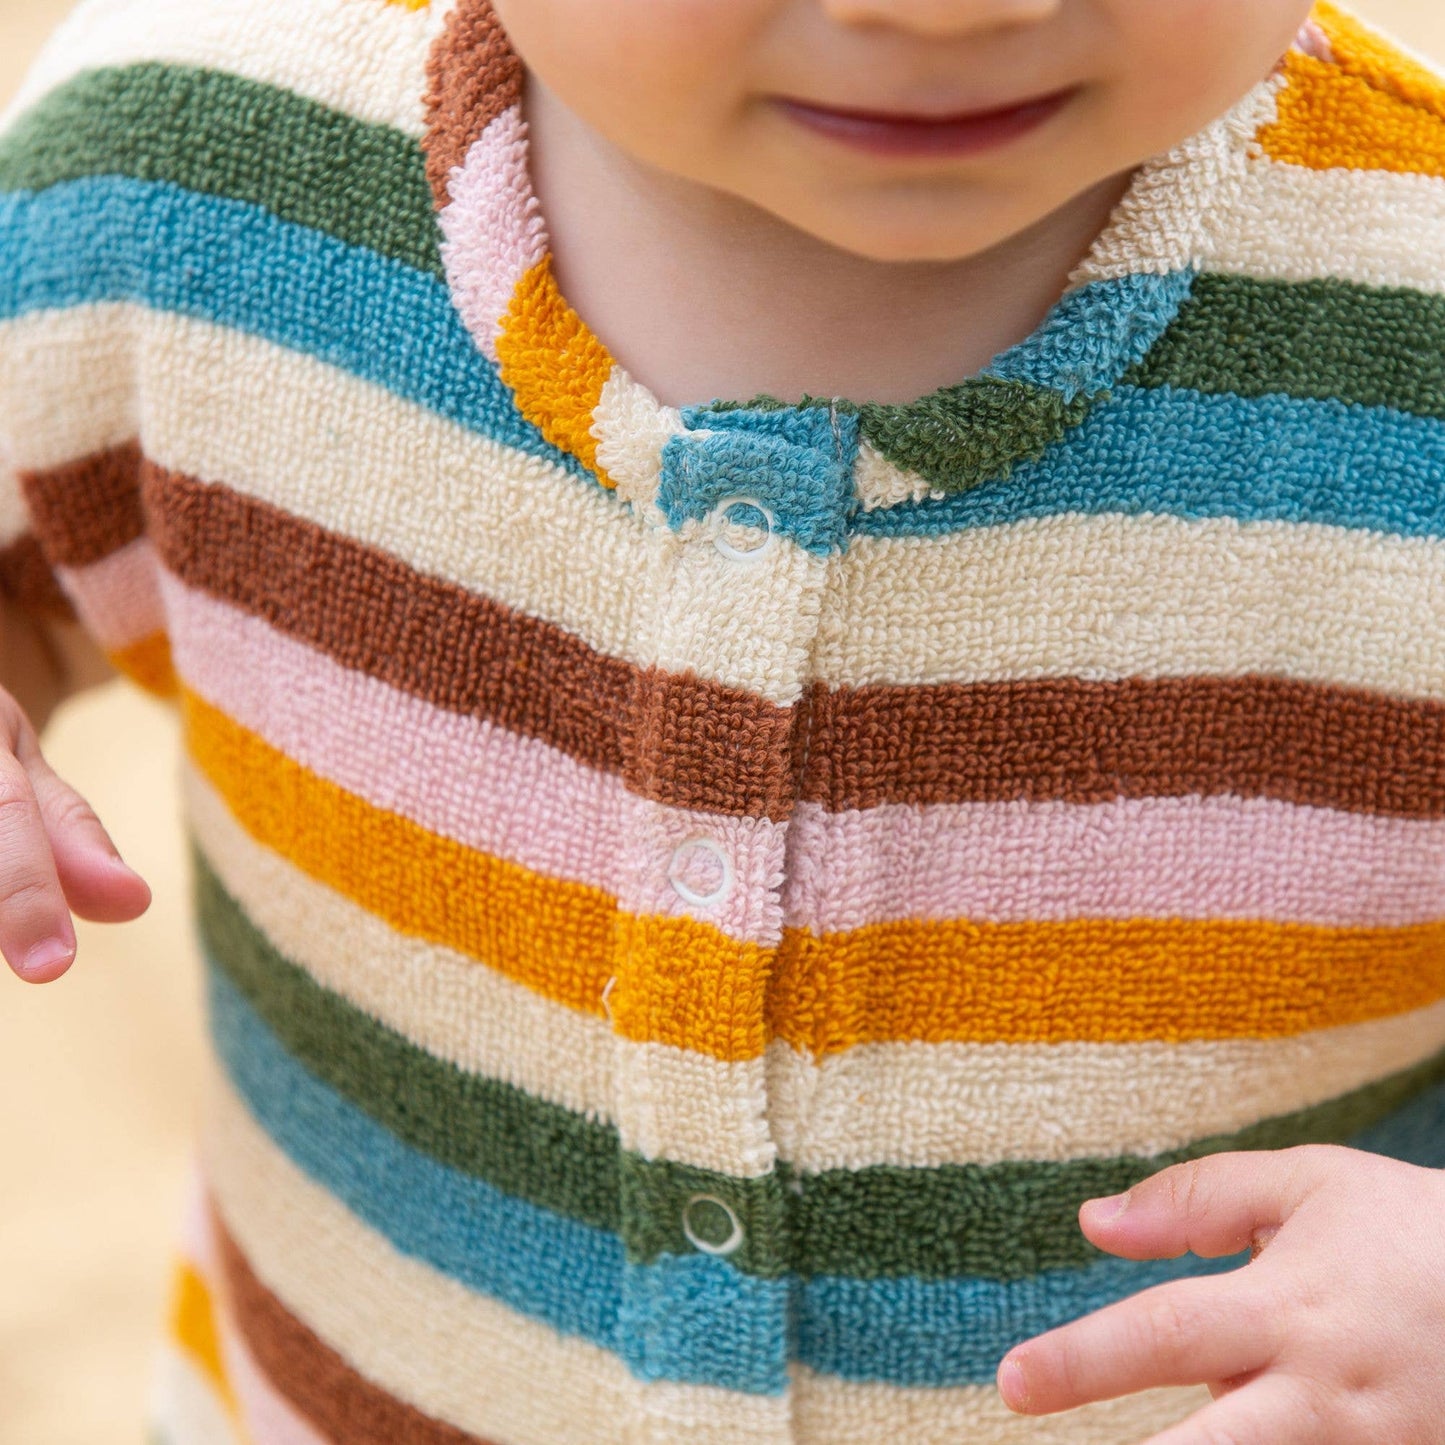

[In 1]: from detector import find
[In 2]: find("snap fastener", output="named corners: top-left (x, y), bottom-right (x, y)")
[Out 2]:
top-left (600, 975), bottom-right (617, 1024)
top-left (710, 494), bottom-right (776, 563)
top-left (682, 1193), bottom-right (745, 1257)
top-left (666, 836), bottom-right (733, 909)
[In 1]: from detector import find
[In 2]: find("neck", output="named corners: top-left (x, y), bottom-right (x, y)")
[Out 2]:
top-left (523, 74), bottom-right (1135, 410)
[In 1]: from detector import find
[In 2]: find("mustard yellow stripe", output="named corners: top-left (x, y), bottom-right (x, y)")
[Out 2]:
top-left (167, 1257), bottom-right (238, 1418)
top-left (1313, 1), bottom-right (1445, 121)
top-left (772, 913), bottom-right (1445, 1056)
top-left (108, 630), bottom-right (178, 698)
top-left (1261, 48), bottom-right (1445, 178)
top-left (182, 686), bottom-right (1445, 1060)
top-left (497, 256), bottom-right (617, 485)
top-left (181, 686), bottom-right (772, 1059)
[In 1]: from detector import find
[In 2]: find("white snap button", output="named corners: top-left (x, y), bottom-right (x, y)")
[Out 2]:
top-left (666, 836), bottom-right (733, 908)
top-left (710, 494), bottom-right (776, 563)
top-left (682, 1193), bottom-right (745, 1257)
top-left (600, 975), bottom-right (617, 1024)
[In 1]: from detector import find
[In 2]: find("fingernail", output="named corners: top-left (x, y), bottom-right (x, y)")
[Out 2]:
top-left (20, 937), bottom-right (75, 979)
top-left (1086, 1191), bottom-right (1131, 1222)
top-left (1000, 1359), bottom-right (1030, 1411)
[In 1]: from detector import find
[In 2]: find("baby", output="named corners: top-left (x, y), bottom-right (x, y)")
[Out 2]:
top-left (3, 0), bottom-right (1445, 1441)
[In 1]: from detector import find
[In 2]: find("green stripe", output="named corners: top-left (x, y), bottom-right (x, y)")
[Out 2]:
top-left (1125, 272), bottom-right (1445, 420)
top-left (0, 63), bottom-right (441, 277)
top-left (854, 381), bottom-right (1093, 495)
top-left (703, 382), bottom-right (1090, 495)
top-left (197, 845), bottom-right (1445, 1282)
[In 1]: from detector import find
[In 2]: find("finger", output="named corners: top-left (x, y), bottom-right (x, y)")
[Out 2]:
top-left (0, 742), bottom-right (77, 983)
top-left (998, 1273), bottom-right (1282, 1415)
top-left (17, 728), bottom-right (150, 924)
top-left (1078, 1151), bottom-right (1323, 1261)
top-left (1141, 1375), bottom-right (1314, 1445)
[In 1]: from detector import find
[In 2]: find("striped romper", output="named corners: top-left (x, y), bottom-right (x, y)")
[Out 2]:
top-left (3, 0), bottom-right (1445, 1440)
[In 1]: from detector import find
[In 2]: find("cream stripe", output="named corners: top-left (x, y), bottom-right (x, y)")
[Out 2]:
top-left (1208, 155), bottom-right (1445, 294)
top-left (768, 1001), bottom-right (1445, 1172)
top-left (2, 0), bottom-right (449, 138)
top-left (1070, 77), bottom-right (1278, 286)
top-left (204, 1071), bottom-right (795, 1445)
top-left (187, 763), bottom-right (780, 1179)
top-left (0, 305), bottom-right (135, 471)
top-left (12, 303), bottom-right (1445, 699)
top-left (820, 512), bottom-right (1445, 696)
top-left (128, 307), bottom-right (650, 666)
top-left (191, 758), bottom-right (1445, 1173)
top-left (791, 1364), bottom-right (1208, 1445)
top-left (150, 1344), bottom-right (243, 1445)
top-left (0, 459), bottom-right (28, 548)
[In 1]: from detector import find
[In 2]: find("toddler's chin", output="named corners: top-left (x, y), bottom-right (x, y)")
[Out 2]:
top-left (743, 181), bottom-right (1094, 267)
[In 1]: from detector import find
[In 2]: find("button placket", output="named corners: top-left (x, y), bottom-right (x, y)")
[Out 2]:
top-left (609, 405), bottom-right (858, 1434)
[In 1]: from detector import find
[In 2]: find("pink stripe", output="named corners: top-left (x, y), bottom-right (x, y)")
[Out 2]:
top-left (783, 793), bottom-right (1445, 931)
top-left (222, 1320), bottom-right (334, 1445)
top-left (163, 573), bottom-right (1445, 933)
top-left (58, 536), bottom-right (165, 650)
top-left (440, 104), bottom-right (548, 365)
top-left (163, 570), bottom-right (788, 944)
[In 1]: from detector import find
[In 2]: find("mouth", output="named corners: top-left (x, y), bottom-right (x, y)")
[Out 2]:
top-left (769, 88), bottom-right (1078, 159)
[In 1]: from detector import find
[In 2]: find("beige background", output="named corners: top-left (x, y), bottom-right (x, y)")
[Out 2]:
top-left (2, 2), bottom-right (1444, 1442)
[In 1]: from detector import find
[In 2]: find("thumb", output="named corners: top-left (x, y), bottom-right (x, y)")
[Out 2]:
top-left (1078, 1149), bottom-right (1322, 1261)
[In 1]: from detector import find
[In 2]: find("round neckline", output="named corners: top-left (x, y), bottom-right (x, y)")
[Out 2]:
top-left (424, 0), bottom-right (1290, 514)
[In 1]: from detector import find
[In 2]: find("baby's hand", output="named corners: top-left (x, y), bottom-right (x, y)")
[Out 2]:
top-left (0, 688), bottom-right (150, 983)
top-left (997, 1144), bottom-right (1445, 1442)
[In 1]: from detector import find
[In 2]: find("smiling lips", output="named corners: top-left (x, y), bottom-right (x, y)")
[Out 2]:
top-left (771, 89), bottom-right (1076, 158)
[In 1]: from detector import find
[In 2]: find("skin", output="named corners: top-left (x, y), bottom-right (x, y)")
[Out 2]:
top-left (1001, 1148), bottom-right (1445, 1443)
top-left (0, 600), bottom-right (148, 984)
top-left (478, 6), bottom-right (1445, 1442)
top-left (493, 0), bottom-right (1315, 406)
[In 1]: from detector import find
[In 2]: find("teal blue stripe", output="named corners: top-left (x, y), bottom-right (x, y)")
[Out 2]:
top-left (205, 950), bottom-right (1445, 1388)
top-left (4, 178), bottom-right (1445, 549)
top-left (0, 177), bottom-right (588, 486)
top-left (852, 381), bottom-right (1445, 540)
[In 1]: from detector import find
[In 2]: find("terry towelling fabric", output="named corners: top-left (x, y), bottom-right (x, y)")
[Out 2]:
top-left (3, 0), bottom-right (1445, 1440)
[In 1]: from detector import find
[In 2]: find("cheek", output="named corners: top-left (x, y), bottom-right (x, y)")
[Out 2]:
top-left (494, 0), bottom-right (765, 157)
top-left (1100, 0), bottom-right (1313, 154)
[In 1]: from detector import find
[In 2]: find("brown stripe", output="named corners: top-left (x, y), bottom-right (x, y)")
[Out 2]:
top-left (213, 1204), bottom-right (491, 1445)
top-left (17, 440), bottom-right (144, 568)
top-left (423, 0), bottom-right (524, 209)
top-left (137, 459), bottom-right (1445, 821)
top-left (802, 674), bottom-right (1445, 818)
top-left (141, 460), bottom-right (801, 818)
top-left (0, 533), bottom-right (75, 621)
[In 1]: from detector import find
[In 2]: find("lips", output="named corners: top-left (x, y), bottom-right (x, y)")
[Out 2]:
top-left (771, 89), bottom-right (1076, 158)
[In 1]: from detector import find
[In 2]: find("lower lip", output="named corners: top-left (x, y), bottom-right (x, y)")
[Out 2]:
top-left (772, 90), bottom-right (1074, 158)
